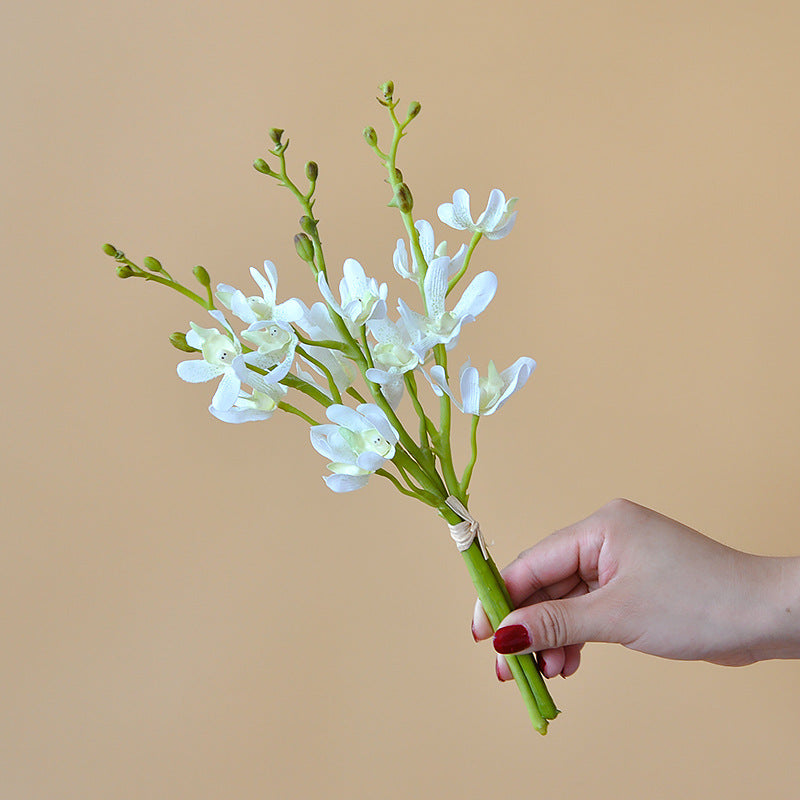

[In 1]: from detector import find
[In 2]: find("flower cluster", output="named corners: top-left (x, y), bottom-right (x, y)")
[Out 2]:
top-left (171, 185), bottom-right (533, 492)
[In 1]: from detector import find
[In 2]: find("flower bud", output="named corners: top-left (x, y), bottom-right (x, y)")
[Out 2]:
top-left (300, 215), bottom-right (318, 236)
top-left (294, 233), bottom-right (315, 263)
top-left (392, 182), bottom-right (414, 213)
top-left (102, 243), bottom-right (118, 257)
top-left (269, 128), bottom-right (284, 145)
top-left (143, 256), bottom-right (162, 272)
top-left (363, 126), bottom-right (378, 146)
top-left (305, 161), bottom-right (319, 181)
top-left (407, 101), bottom-right (421, 120)
top-left (378, 81), bottom-right (394, 104)
top-left (169, 332), bottom-right (199, 353)
top-left (253, 158), bottom-right (271, 174)
top-left (116, 265), bottom-right (134, 278)
top-left (193, 265), bottom-right (211, 287)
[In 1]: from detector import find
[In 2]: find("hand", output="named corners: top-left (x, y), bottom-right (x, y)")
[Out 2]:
top-left (472, 498), bottom-right (800, 680)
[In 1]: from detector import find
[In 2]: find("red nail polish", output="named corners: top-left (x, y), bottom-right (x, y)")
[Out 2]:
top-left (493, 624), bottom-right (531, 655)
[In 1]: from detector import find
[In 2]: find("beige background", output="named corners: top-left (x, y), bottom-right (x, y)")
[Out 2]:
top-left (3, 1), bottom-right (800, 797)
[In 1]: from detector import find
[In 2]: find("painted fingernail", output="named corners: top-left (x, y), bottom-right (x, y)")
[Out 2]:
top-left (471, 620), bottom-right (478, 642)
top-left (493, 624), bottom-right (531, 655)
top-left (495, 659), bottom-right (503, 681)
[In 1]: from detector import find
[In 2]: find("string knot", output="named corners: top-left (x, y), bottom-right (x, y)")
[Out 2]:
top-left (445, 496), bottom-right (489, 559)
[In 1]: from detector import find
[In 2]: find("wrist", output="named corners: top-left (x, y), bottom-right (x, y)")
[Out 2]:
top-left (748, 555), bottom-right (800, 662)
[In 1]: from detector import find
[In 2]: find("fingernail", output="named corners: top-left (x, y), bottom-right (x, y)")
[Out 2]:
top-left (493, 624), bottom-right (531, 655)
top-left (495, 659), bottom-right (503, 681)
top-left (471, 620), bottom-right (478, 642)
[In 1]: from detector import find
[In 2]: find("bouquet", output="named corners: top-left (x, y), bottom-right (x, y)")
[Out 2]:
top-left (103, 81), bottom-right (559, 734)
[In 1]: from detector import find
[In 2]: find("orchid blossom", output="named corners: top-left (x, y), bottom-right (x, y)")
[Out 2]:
top-left (216, 260), bottom-right (304, 325)
top-left (437, 189), bottom-right (517, 240)
top-left (310, 404), bottom-right (399, 492)
top-left (397, 256), bottom-right (497, 360)
top-left (177, 310), bottom-right (259, 411)
top-left (317, 258), bottom-right (387, 333)
top-left (427, 357), bottom-right (536, 416)
top-left (393, 219), bottom-right (466, 281)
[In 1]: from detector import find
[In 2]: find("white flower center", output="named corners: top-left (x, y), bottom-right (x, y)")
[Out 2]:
top-left (373, 342), bottom-right (417, 372)
top-left (202, 333), bottom-right (238, 367)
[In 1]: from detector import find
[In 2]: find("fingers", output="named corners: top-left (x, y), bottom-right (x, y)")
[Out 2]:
top-left (472, 573), bottom-right (587, 641)
top-left (493, 592), bottom-right (611, 654)
top-left (500, 521), bottom-right (604, 610)
top-left (495, 644), bottom-right (584, 681)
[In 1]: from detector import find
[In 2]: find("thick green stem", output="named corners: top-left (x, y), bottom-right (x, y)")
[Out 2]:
top-left (439, 504), bottom-right (558, 732)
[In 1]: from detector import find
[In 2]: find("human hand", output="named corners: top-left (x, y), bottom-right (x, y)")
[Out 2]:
top-left (472, 498), bottom-right (800, 680)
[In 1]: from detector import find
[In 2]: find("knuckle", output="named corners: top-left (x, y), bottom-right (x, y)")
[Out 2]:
top-left (530, 603), bottom-right (568, 649)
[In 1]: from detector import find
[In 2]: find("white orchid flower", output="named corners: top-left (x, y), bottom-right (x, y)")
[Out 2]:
top-left (427, 357), bottom-right (536, 416)
top-left (397, 256), bottom-right (497, 361)
top-left (310, 404), bottom-right (399, 492)
top-left (437, 189), bottom-right (518, 240)
top-left (295, 301), bottom-right (357, 393)
top-left (216, 260), bottom-right (304, 325)
top-left (317, 258), bottom-right (388, 333)
top-left (393, 219), bottom-right (466, 281)
top-left (176, 310), bottom-right (262, 411)
top-left (364, 316), bottom-right (420, 408)
top-left (209, 383), bottom-right (288, 424)
top-left (239, 319), bottom-right (298, 385)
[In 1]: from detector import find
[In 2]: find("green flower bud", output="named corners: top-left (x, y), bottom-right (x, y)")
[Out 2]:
top-left (392, 182), bottom-right (414, 213)
top-left (269, 127), bottom-right (284, 145)
top-left (193, 265), bottom-right (211, 287)
top-left (294, 233), bottom-right (315, 263)
top-left (253, 158), bottom-right (271, 174)
top-left (363, 126), bottom-right (378, 146)
top-left (143, 256), bottom-right (162, 272)
top-left (169, 332), bottom-right (199, 353)
top-left (407, 101), bottom-right (421, 120)
top-left (116, 265), bottom-right (134, 278)
top-left (299, 215), bottom-right (318, 236)
top-left (305, 161), bottom-right (319, 181)
top-left (378, 80), bottom-right (394, 102)
top-left (102, 243), bottom-right (118, 257)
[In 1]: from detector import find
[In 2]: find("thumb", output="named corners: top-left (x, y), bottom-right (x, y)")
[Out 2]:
top-left (492, 593), bottom-right (611, 654)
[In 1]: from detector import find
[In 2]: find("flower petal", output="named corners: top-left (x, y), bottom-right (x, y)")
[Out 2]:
top-left (483, 210), bottom-right (518, 240)
top-left (459, 363), bottom-right (480, 415)
top-left (211, 369), bottom-right (241, 411)
top-left (323, 473), bottom-right (370, 492)
top-left (177, 359), bottom-right (223, 383)
top-left (452, 271), bottom-right (497, 320)
top-left (326, 404), bottom-right (371, 433)
top-left (475, 189), bottom-right (506, 231)
top-left (357, 403), bottom-right (398, 444)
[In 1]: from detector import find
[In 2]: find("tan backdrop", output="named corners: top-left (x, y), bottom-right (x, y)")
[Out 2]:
top-left (3, 1), bottom-right (799, 797)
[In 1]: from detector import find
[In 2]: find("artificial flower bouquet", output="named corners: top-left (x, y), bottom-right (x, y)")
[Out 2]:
top-left (103, 81), bottom-right (559, 733)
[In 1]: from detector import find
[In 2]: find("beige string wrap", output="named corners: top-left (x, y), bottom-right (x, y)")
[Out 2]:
top-left (445, 496), bottom-right (489, 559)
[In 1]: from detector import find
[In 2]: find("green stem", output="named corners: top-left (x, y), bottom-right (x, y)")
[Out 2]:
top-left (296, 345), bottom-right (342, 404)
top-left (280, 373), bottom-right (334, 408)
top-left (346, 386), bottom-right (369, 404)
top-left (278, 401), bottom-right (319, 426)
top-left (446, 231), bottom-right (482, 297)
top-left (439, 503), bottom-right (558, 732)
top-left (460, 414), bottom-right (480, 494)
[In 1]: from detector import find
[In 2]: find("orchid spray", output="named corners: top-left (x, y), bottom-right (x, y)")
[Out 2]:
top-left (103, 81), bottom-right (558, 734)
